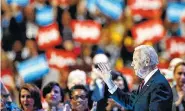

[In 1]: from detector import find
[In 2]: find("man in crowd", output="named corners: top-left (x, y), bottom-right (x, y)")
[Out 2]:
top-left (96, 45), bottom-right (173, 111)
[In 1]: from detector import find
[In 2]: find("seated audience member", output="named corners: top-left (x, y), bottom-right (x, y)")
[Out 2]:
top-left (69, 85), bottom-right (89, 111)
top-left (19, 84), bottom-right (43, 111)
top-left (42, 82), bottom-right (64, 111)
top-left (172, 62), bottom-right (185, 111)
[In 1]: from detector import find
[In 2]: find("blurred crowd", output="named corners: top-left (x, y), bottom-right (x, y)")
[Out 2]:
top-left (1, 0), bottom-right (185, 111)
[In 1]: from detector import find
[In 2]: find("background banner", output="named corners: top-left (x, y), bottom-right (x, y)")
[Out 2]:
top-left (35, 5), bottom-right (54, 26)
top-left (16, 54), bottom-right (49, 83)
top-left (71, 20), bottom-right (101, 43)
top-left (166, 2), bottom-right (185, 23)
top-left (46, 49), bottom-right (77, 69)
top-left (132, 19), bottom-right (165, 45)
top-left (128, 0), bottom-right (163, 18)
top-left (166, 37), bottom-right (185, 58)
top-left (6, 0), bottom-right (30, 6)
top-left (96, 0), bottom-right (124, 20)
top-left (36, 23), bottom-right (62, 50)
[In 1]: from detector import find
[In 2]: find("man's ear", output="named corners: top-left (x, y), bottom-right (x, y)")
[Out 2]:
top-left (145, 58), bottom-right (150, 66)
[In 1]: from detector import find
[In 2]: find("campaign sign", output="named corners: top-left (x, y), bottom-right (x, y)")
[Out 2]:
top-left (180, 11), bottom-right (185, 36)
top-left (71, 20), bottom-right (101, 43)
top-left (128, 0), bottom-right (163, 18)
top-left (35, 5), bottom-right (54, 26)
top-left (16, 54), bottom-right (49, 83)
top-left (46, 49), bottom-right (77, 69)
top-left (166, 37), bottom-right (185, 58)
top-left (58, 0), bottom-right (69, 6)
top-left (86, 0), bottom-right (97, 13)
top-left (1, 69), bottom-right (14, 90)
top-left (36, 23), bottom-right (62, 50)
top-left (166, 2), bottom-right (185, 23)
top-left (6, 0), bottom-right (30, 6)
top-left (118, 67), bottom-right (135, 89)
top-left (96, 0), bottom-right (124, 20)
top-left (132, 19), bottom-right (165, 45)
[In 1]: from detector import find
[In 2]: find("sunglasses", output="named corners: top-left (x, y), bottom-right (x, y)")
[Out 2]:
top-left (72, 95), bottom-right (87, 100)
top-left (177, 72), bottom-right (185, 75)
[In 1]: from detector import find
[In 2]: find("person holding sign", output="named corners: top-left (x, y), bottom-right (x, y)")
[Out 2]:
top-left (95, 45), bottom-right (173, 111)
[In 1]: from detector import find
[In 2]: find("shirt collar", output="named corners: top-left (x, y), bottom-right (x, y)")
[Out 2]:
top-left (144, 68), bottom-right (158, 85)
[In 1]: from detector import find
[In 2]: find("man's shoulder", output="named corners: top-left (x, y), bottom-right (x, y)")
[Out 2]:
top-left (150, 71), bottom-right (171, 87)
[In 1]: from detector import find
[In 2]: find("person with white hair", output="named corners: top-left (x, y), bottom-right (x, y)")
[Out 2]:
top-left (90, 54), bottom-right (109, 100)
top-left (161, 58), bottom-right (184, 86)
top-left (91, 53), bottom-right (109, 85)
top-left (95, 45), bottom-right (173, 111)
top-left (89, 53), bottom-right (109, 111)
top-left (67, 69), bottom-right (87, 90)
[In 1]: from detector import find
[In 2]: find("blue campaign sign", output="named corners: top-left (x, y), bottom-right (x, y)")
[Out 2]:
top-left (167, 2), bottom-right (185, 23)
top-left (6, 0), bottom-right (13, 4)
top-left (95, 0), bottom-right (124, 20)
top-left (14, 0), bottom-right (29, 6)
top-left (17, 54), bottom-right (49, 83)
top-left (35, 6), bottom-right (54, 26)
top-left (6, 0), bottom-right (29, 6)
top-left (86, 0), bottom-right (97, 13)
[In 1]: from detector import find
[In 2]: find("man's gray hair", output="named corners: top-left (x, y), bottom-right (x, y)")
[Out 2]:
top-left (135, 45), bottom-right (159, 66)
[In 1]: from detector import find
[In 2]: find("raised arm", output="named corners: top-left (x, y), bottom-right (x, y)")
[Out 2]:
top-left (95, 62), bottom-right (133, 110)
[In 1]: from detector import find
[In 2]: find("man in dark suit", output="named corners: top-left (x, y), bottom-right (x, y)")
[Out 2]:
top-left (96, 45), bottom-right (173, 111)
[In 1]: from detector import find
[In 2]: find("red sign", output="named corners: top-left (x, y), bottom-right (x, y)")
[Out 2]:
top-left (1, 69), bottom-right (14, 90)
top-left (71, 20), bottom-right (101, 43)
top-left (118, 67), bottom-right (136, 90)
top-left (180, 13), bottom-right (185, 36)
top-left (46, 49), bottom-right (77, 69)
top-left (132, 19), bottom-right (165, 45)
top-left (50, 0), bottom-right (69, 6)
top-left (128, 0), bottom-right (163, 18)
top-left (36, 23), bottom-right (62, 50)
top-left (166, 37), bottom-right (185, 58)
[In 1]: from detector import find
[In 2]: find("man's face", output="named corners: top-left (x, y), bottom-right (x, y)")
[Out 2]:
top-left (132, 51), bottom-right (142, 71)
top-left (174, 65), bottom-right (185, 87)
top-left (71, 89), bottom-right (88, 111)
top-left (131, 50), bottom-right (146, 78)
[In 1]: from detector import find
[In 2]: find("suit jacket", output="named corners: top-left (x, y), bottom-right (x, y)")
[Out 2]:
top-left (110, 70), bottom-right (173, 111)
top-left (172, 86), bottom-right (185, 111)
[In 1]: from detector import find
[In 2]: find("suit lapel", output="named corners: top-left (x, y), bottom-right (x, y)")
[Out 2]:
top-left (133, 70), bottom-right (160, 105)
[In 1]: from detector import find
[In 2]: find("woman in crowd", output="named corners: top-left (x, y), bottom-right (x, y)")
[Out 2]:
top-left (19, 84), bottom-right (43, 111)
top-left (69, 85), bottom-right (89, 111)
top-left (42, 82), bottom-right (64, 111)
top-left (172, 62), bottom-right (185, 111)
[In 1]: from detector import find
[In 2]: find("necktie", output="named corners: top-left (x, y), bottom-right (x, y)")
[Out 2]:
top-left (139, 80), bottom-right (145, 93)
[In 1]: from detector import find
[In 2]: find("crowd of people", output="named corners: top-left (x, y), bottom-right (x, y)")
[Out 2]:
top-left (1, 0), bottom-right (185, 111)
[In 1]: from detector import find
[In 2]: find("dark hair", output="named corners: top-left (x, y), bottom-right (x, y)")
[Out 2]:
top-left (42, 82), bottom-right (64, 102)
top-left (69, 85), bottom-right (89, 99)
top-left (19, 84), bottom-right (42, 110)
top-left (173, 62), bottom-right (185, 74)
top-left (111, 71), bottom-right (129, 92)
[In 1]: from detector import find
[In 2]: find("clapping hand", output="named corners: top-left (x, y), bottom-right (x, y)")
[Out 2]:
top-left (95, 62), bottom-right (112, 83)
